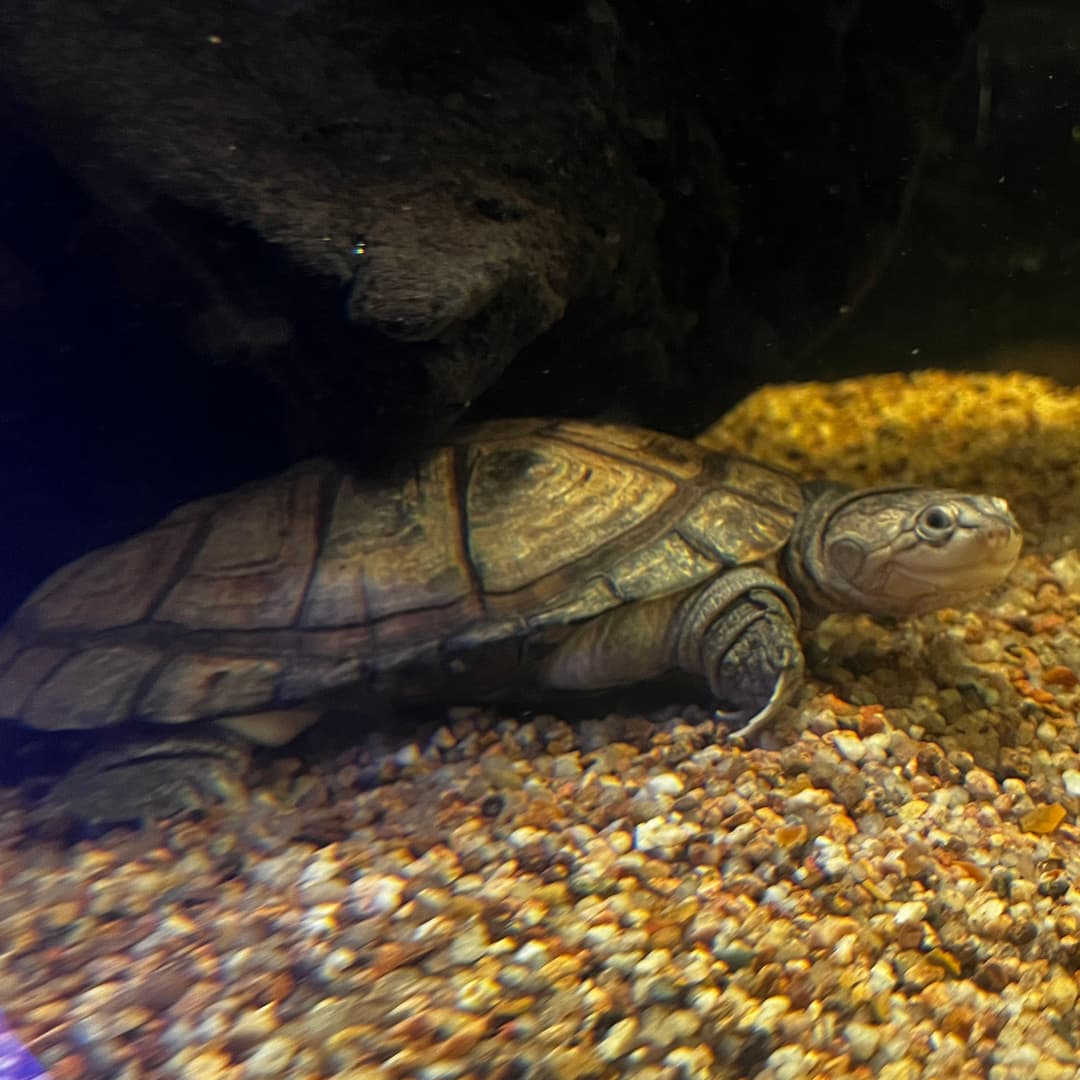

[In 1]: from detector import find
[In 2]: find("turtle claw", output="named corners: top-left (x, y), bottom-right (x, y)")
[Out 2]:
top-left (717, 660), bottom-right (804, 743)
top-left (675, 571), bottom-right (805, 742)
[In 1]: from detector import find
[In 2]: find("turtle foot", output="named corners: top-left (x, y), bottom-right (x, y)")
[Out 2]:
top-left (46, 728), bottom-right (252, 825)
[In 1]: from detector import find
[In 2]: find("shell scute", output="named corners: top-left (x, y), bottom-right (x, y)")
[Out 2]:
top-left (25, 645), bottom-right (163, 729)
top-left (300, 447), bottom-right (474, 628)
top-left (0, 646), bottom-right (70, 718)
top-left (139, 653), bottom-right (285, 725)
top-left (553, 420), bottom-right (706, 478)
top-left (678, 488), bottom-right (798, 566)
top-left (464, 433), bottom-right (680, 594)
top-left (24, 520), bottom-right (201, 633)
top-left (156, 466), bottom-right (323, 630)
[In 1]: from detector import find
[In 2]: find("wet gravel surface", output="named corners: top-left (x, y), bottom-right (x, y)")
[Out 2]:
top-left (3, 369), bottom-right (1080, 1079)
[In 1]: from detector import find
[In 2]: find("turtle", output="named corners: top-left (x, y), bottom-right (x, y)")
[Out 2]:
top-left (0, 418), bottom-right (1021, 814)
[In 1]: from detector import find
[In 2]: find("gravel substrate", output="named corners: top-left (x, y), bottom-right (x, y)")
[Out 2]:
top-left (3, 369), bottom-right (1080, 1079)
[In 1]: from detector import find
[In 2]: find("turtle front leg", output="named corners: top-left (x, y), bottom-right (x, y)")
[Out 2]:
top-left (669, 568), bottom-right (804, 739)
top-left (540, 567), bottom-right (804, 740)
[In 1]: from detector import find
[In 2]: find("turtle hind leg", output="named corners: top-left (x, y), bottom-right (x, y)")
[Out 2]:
top-left (671, 568), bottom-right (805, 741)
top-left (45, 727), bottom-right (253, 826)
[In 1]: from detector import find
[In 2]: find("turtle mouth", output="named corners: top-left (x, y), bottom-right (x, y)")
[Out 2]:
top-left (880, 525), bottom-right (1022, 611)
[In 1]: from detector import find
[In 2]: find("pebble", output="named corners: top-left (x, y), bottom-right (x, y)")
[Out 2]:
top-left (1043, 969), bottom-right (1079, 1013)
top-left (639, 1006), bottom-right (701, 1048)
top-left (395, 743), bottom-right (422, 767)
top-left (736, 994), bottom-right (791, 1032)
top-left (597, 1017), bottom-right (639, 1061)
top-left (431, 726), bottom-right (457, 750)
top-left (347, 873), bottom-right (405, 918)
top-left (765, 1044), bottom-right (816, 1080)
top-left (965, 767), bottom-right (1000, 800)
top-left (1050, 550), bottom-right (1080, 592)
top-left (633, 818), bottom-right (695, 858)
top-left (454, 976), bottom-right (501, 1013)
top-left (878, 1060), bottom-right (921, 1080)
top-left (664, 1045), bottom-right (715, 1076)
top-left (893, 900), bottom-right (928, 927)
top-left (242, 1035), bottom-right (299, 1076)
top-left (843, 1020), bottom-right (881, 1063)
top-left (644, 772), bottom-right (685, 798)
top-left (830, 731), bottom-right (866, 763)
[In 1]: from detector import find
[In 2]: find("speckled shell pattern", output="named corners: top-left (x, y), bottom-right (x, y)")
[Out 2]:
top-left (0, 419), bottom-right (805, 730)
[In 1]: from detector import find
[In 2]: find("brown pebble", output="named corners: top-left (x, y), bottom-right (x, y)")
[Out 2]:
top-left (776, 823), bottom-right (809, 848)
top-left (893, 950), bottom-right (944, 990)
top-left (925, 948), bottom-right (962, 977)
top-left (973, 960), bottom-right (1015, 993)
top-left (440, 1017), bottom-right (489, 1057)
top-left (48, 1055), bottom-right (88, 1080)
top-left (856, 707), bottom-right (886, 735)
top-left (1043, 665), bottom-right (1079, 687)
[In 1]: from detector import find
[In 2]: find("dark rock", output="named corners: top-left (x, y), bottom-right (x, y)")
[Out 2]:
top-left (0, 1), bottom-right (982, 629)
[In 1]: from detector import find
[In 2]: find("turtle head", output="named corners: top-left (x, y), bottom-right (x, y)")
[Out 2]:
top-left (787, 483), bottom-right (1022, 617)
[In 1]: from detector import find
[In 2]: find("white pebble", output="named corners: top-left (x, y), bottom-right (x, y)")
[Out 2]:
top-left (417, 1065), bottom-right (471, 1080)
top-left (298, 852), bottom-right (340, 887)
top-left (844, 1020), bottom-right (881, 1063)
top-left (634, 818), bottom-right (695, 858)
top-left (506, 826), bottom-right (545, 847)
top-left (448, 921), bottom-right (491, 966)
top-left (894, 900), bottom-right (928, 927)
top-left (645, 772), bottom-right (686, 797)
top-left (641, 1006), bottom-right (701, 1047)
top-left (298, 903), bottom-right (338, 938)
top-left (831, 731), bottom-right (866, 762)
top-left (456, 975), bottom-right (500, 1012)
top-left (1063, 770), bottom-right (1080, 798)
top-left (243, 1035), bottom-right (299, 1076)
top-left (812, 836), bottom-right (850, 879)
top-left (348, 873), bottom-right (405, 918)
top-left (1051, 550), bottom-right (1080, 592)
top-left (583, 923), bottom-right (620, 950)
top-left (319, 947), bottom-right (357, 981)
top-left (633, 948), bottom-right (674, 977)
top-left (765, 1044), bottom-right (812, 1080)
top-left (736, 994), bottom-right (791, 1033)
top-left (968, 896), bottom-right (1006, 934)
top-left (664, 1046), bottom-right (715, 1075)
top-left (597, 1017), bottom-right (639, 1061)
top-left (395, 742), bottom-right (421, 766)
top-left (788, 787), bottom-right (831, 809)
top-left (965, 768), bottom-right (1000, 800)
top-left (832, 934), bottom-right (857, 965)
top-left (512, 940), bottom-right (551, 968)
top-left (869, 959), bottom-right (896, 994)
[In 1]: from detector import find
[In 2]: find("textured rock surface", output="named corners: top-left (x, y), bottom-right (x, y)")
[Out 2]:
top-left (0, 0), bottom-right (980, 453)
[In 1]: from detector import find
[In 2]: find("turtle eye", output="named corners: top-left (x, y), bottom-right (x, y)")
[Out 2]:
top-left (917, 504), bottom-right (955, 541)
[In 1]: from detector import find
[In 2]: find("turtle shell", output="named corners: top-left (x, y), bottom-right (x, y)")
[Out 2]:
top-left (0, 419), bottom-right (804, 731)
